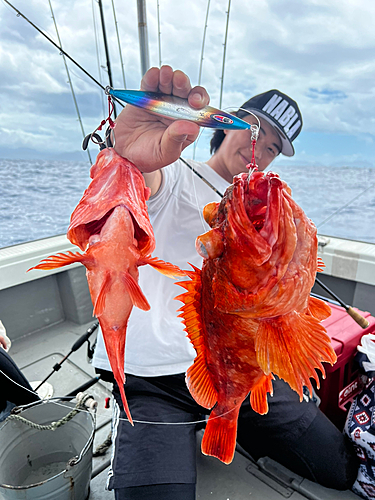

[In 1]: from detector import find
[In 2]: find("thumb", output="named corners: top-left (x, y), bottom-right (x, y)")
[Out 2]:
top-left (161, 120), bottom-right (200, 163)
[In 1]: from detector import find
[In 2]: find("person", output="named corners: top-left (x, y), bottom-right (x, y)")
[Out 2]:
top-left (0, 326), bottom-right (40, 421)
top-left (93, 65), bottom-right (359, 500)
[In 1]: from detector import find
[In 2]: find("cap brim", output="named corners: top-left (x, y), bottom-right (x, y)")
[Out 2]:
top-left (247, 110), bottom-right (295, 157)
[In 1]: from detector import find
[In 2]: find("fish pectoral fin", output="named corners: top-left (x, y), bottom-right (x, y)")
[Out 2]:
top-left (250, 373), bottom-right (274, 415)
top-left (139, 256), bottom-right (186, 278)
top-left (121, 272), bottom-right (150, 311)
top-left (28, 251), bottom-right (86, 271)
top-left (93, 272), bottom-right (112, 317)
top-left (306, 296), bottom-right (331, 321)
top-left (255, 312), bottom-right (337, 400)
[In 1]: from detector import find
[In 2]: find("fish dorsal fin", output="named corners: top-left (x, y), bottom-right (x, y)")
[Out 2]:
top-left (307, 296), bottom-right (331, 321)
top-left (93, 271), bottom-right (112, 317)
top-left (139, 256), bottom-right (186, 278)
top-left (255, 312), bottom-right (337, 400)
top-left (317, 257), bottom-right (325, 272)
top-left (175, 265), bottom-right (218, 409)
top-left (121, 271), bottom-right (150, 311)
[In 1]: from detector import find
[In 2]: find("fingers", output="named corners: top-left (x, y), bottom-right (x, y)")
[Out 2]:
top-left (188, 86), bottom-right (209, 109)
top-left (141, 66), bottom-right (209, 108)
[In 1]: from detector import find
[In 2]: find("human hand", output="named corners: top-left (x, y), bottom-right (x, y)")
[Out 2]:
top-left (0, 335), bottom-right (10, 351)
top-left (113, 65), bottom-right (209, 172)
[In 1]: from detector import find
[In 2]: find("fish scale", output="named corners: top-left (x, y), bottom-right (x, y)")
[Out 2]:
top-left (175, 169), bottom-right (337, 465)
top-left (29, 148), bottom-right (186, 424)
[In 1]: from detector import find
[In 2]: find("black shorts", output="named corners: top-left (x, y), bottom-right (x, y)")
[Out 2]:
top-left (108, 372), bottom-right (358, 491)
top-left (0, 347), bottom-right (39, 411)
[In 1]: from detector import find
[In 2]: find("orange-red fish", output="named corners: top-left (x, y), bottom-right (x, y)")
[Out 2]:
top-left (29, 148), bottom-right (185, 424)
top-left (175, 170), bottom-right (336, 464)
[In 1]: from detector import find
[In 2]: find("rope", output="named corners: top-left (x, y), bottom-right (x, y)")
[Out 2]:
top-left (93, 431), bottom-right (112, 456)
top-left (5, 394), bottom-right (92, 431)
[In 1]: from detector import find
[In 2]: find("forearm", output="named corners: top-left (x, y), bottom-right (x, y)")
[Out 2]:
top-left (143, 170), bottom-right (162, 196)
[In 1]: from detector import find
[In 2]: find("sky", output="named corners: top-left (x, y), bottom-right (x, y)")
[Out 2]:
top-left (1, 0), bottom-right (375, 168)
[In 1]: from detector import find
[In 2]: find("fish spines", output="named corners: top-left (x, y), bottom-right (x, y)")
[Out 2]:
top-left (317, 256), bottom-right (325, 272)
top-left (28, 251), bottom-right (84, 271)
top-left (175, 265), bottom-right (218, 409)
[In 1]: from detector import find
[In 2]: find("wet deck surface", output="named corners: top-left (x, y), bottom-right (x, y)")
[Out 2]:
top-left (7, 319), bottom-right (361, 500)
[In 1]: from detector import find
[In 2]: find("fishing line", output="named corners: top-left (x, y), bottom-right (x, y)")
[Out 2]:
top-left (0, 367), bottom-right (237, 426)
top-left (2, 0), bottom-right (124, 109)
top-left (189, 158), bottom-right (207, 232)
top-left (317, 180), bottom-right (375, 229)
top-left (182, 108), bottom-right (260, 201)
top-left (92, 0), bottom-right (106, 116)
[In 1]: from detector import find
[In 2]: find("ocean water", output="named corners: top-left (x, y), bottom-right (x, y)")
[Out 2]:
top-left (0, 159), bottom-right (91, 248)
top-left (0, 158), bottom-right (375, 249)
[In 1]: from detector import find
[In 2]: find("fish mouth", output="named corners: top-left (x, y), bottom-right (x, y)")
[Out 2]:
top-left (248, 204), bottom-right (267, 232)
top-left (240, 171), bottom-right (283, 236)
top-left (83, 206), bottom-right (150, 251)
top-left (242, 189), bottom-right (267, 232)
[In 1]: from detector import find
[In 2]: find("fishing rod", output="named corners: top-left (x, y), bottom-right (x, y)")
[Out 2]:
top-left (181, 157), bottom-right (370, 329)
top-left (3, 0), bottom-right (124, 109)
top-left (98, 0), bottom-right (117, 118)
top-left (33, 322), bottom-right (99, 392)
top-left (4, 1), bottom-right (369, 331)
top-left (315, 277), bottom-right (369, 329)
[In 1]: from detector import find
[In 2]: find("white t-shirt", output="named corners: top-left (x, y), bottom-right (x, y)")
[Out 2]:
top-left (92, 158), bottom-right (229, 376)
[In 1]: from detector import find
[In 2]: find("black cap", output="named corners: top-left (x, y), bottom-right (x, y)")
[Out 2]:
top-left (237, 90), bottom-right (303, 157)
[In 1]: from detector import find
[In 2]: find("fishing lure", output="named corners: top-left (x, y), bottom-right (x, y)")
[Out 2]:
top-left (106, 88), bottom-right (251, 130)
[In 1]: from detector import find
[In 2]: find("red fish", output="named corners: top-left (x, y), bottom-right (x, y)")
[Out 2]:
top-left (29, 148), bottom-right (185, 424)
top-left (175, 170), bottom-right (336, 464)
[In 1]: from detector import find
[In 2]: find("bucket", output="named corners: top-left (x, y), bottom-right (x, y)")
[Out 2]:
top-left (0, 400), bottom-right (95, 500)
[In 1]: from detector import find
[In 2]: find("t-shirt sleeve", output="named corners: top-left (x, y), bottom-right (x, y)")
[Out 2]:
top-left (147, 161), bottom-right (182, 214)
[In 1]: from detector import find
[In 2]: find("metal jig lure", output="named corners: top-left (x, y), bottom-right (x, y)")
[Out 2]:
top-left (105, 88), bottom-right (251, 130)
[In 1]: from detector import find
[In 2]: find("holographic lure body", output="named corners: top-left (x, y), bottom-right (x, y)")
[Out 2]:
top-left (107, 88), bottom-right (251, 130)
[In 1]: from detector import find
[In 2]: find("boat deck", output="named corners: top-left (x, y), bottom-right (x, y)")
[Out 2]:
top-left (7, 318), bottom-right (361, 500)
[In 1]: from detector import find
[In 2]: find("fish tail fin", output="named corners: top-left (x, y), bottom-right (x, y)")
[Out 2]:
top-left (102, 326), bottom-right (133, 426)
top-left (201, 406), bottom-right (240, 465)
top-left (28, 251), bottom-right (85, 271)
top-left (250, 373), bottom-right (274, 415)
top-left (256, 312), bottom-right (337, 401)
top-left (118, 379), bottom-right (134, 426)
top-left (139, 256), bottom-right (186, 278)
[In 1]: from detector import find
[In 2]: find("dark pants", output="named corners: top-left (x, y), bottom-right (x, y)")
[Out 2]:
top-left (0, 347), bottom-right (39, 413)
top-left (105, 372), bottom-right (358, 500)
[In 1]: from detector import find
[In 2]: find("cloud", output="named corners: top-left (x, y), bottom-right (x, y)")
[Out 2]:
top-left (0, 0), bottom-right (375, 165)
